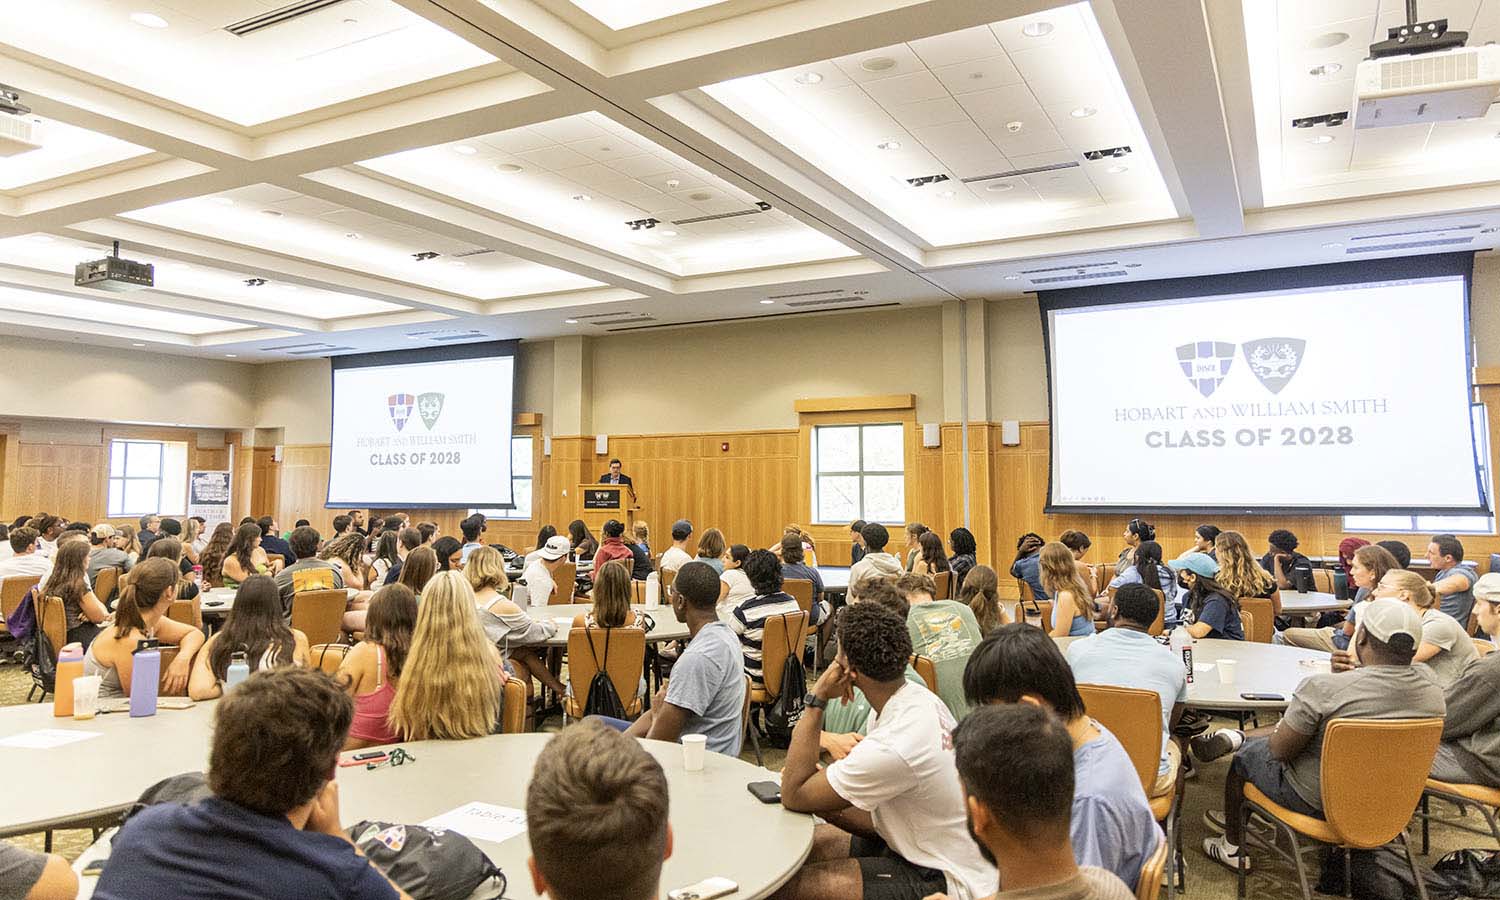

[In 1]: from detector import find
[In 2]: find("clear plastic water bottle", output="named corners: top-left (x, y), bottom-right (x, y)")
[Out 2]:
top-left (130, 639), bottom-right (160, 717)
top-left (226, 650), bottom-right (250, 690)
top-left (1170, 625), bottom-right (1194, 684)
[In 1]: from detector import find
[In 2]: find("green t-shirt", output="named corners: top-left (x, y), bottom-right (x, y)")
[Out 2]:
top-left (822, 665), bottom-right (926, 735)
top-left (907, 600), bottom-right (984, 721)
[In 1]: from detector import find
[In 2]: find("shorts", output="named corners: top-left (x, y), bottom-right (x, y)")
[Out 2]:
top-left (1232, 737), bottom-right (1321, 817)
top-left (848, 834), bottom-right (948, 900)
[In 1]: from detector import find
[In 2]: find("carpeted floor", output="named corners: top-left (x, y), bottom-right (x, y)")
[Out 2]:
top-left (1, 659), bottom-right (1489, 898)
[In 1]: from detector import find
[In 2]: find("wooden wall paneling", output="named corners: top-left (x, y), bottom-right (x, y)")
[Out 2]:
top-left (251, 448), bottom-right (280, 523)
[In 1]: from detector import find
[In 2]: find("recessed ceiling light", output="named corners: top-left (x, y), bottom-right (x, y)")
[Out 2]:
top-left (129, 11), bottom-right (168, 28)
top-left (453, 145), bottom-right (478, 155)
top-left (564, 318), bottom-right (579, 324)
top-left (861, 57), bottom-right (897, 72)
top-left (211, 197), bottom-right (235, 206)
top-left (1003, 274), bottom-right (1022, 280)
top-left (344, 232), bottom-right (361, 239)
top-left (1308, 63), bottom-right (1343, 77)
top-left (1308, 134), bottom-right (1335, 145)
top-left (1022, 21), bottom-right (1054, 37)
top-left (495, 163), bottom-right (523, 173)
top-left (689, 191), bottom-right (712, 201)
top-left (937, 190), bottom-right (956, 198)
top-left (224, 353), bottom-right (237, 358)
top-left (986, 182), bottom-right (1015, 193)
top-left (1106, 164), bottom-right (1128, 174)
top-left (572, 194), bottom-right (592, 201)
top-left (793, 72), bottom-right (824, 85)
top-left (875, 139), bottom-right (902, 151)
top-left (598, 145), bottom-right (613, 153)
top-left (759, 299), bottom-right (775, 305)
top-left (1070, 106), bottom-right (1097, 119)
top-left (131, 342), bottom-right (145, 347)
top-left (1006, 120), bottom-right (1024, 133)
top-left (665, 179), bottom-right (681, 188)
top-left (1310, 31), bottom-right (1349, 49)
top-left (1322, 241), bottom-right (1344, 249)
top-left (659, 230), bottom-right (678, 237)
top-left (342, 17), bottom-right (358, 25)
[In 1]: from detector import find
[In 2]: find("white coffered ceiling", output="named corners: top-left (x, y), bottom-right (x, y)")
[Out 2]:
top-left (0, 0), bottom-right (1498, 359)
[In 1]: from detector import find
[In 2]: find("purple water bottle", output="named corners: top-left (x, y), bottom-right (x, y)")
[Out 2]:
top-left (130, 639), bottom-right (160, 718)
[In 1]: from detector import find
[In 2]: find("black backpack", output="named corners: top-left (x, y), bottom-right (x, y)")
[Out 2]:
top-left (580, 629), bottom-right (627, 720)
top-left (25, 589), bottom-right (57, 698)
top-left (349, 821), bottom-right (506, 900)
top-left (763, 614), bottom-right (807, 747)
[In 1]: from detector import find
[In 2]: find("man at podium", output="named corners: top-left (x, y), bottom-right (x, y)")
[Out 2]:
top-left (599, 458), bottom-right (637, 504)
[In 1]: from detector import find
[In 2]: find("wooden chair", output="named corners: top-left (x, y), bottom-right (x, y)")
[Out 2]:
top-left (784, 578), bottom-right (822, 667)
top-left (1021, 600), bottom-right (1054, 632)
top-left (290, 589), bottom-right (347, 647)
top-left (1017, 579), bottom-right (1037, 603)
top-left (156, 645), bottom-right (186, 697)
top-left (309, 642), bottom-right (350, 675)
top-left (1419, 779), bottom-right (1500, 852)
top-left (0, 576), bottom-right (40, 635)
top-left (1239, 610), bottom-right (1256, 647)
top-left (661, 566), bottom-right (677, 594)
top-left (564, 626), bottom-right (646, 720)
top-left (166, 598), bottom-right (200, 630)
top-left (1238, 597), bottom-right (1274, 643)
top-left (37, 595), bottom-right (66, 661)
top-left (911, 655), bottom-right (937, 693)
top-left (1093, 564), bottom-right (1113, 597)
top-left (93, 567), bottom-right (121, 609)
top-left (554, 561), bottom-right (578, 601)
top-left (1237, 718), bottom-right (1443, 900)
top-left (501, 677), bottom-right (527, 733)
top-left (746, 611), bottom-right (809, 757)
top-left (1137, 835), bottom-right (1170, 900)
top-left (932, 570), bottom-right (951, 600)
top-left (1149, 589), bottom-right (1167, 637)
top-left (1311, 569), bottom-right (1336, 594)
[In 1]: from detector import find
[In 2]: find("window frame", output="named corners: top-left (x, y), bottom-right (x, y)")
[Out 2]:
top-left (810, 422), bottom-right (906, 525)
top-left (1344, 403), bottom-right (1494, 536)
top-left (471, 433), bottom-right (535, 521)
top-left (107, 439), bottom-right (187, 518)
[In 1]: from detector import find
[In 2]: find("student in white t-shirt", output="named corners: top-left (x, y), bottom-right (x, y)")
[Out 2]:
top-left (776, 602), bottom-right (997, 900)
top-left (717, 544), bottom-right (754, 621)
top-left (521, 536), bottom-right (572, 605)
top-left (658, 519), bottom-right (695, 572)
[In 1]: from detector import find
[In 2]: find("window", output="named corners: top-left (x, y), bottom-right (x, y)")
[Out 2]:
top-left (1345, 404), bottom-right (1494, 535)
top-left (472, 435), bottom-right (534, 520)
top-left (107, 440), bottom-right (188, 517)
top-left (812, 423), bottom-right (904, 524)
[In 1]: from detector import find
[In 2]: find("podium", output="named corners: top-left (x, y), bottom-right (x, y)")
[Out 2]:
top-left (577, 483), bottom-right (636, 536)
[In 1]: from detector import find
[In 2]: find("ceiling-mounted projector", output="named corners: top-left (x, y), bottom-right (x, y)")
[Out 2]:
top-left (1355, 6), bottom-right (1500, 129)
top-left (0, 84), bottom-right (40, 157)
top-left (75, 241), bottom-right (154, 292)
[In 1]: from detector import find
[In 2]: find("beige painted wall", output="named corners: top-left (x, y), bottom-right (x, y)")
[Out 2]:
top-left (587, 307), bottom-right (946, 433)
top-left (0, 335), bottom-right (257, 429)
top-left (985, 297), bottom-right (1049, 422)
top-left (1473, 254), bottom-right (1500, 367)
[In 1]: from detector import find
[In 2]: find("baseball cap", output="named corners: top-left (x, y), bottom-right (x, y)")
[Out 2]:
top-left (539, 535), bottom-right (572, 561)
top-left (1357, 598), bottom-right (1424, 647)
top-left (90, 524), bottom-right (116, 540)
top-left (1475, 572), bottom-right (1500, 605)
top-left (1168, 552), bottom-right (1220, 579)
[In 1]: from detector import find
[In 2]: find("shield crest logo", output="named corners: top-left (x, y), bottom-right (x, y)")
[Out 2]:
top-left (417, 392), bottom-right (445, 430)
top-left (387, 393), bottom-right (415, 432)
top-left (1242, 338), bottom-right (1306, 394)
top-left (1175, 341), bottom-right (1236, 398)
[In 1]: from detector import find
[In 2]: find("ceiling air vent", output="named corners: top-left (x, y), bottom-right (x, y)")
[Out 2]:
top-left (263, 341), bottom-right (355, 355)
top-left (404, 328), bottom-right (489, 342)
top-left (451, 248), bottom-right (495, 259)
top-left (604, 303), bottom-right (901, 332)
top-left (671, 202), bottom-right (772, 226)
top-left (784, 294), bottom-right (871, 309)
top-left (1029, 270), bottom-right (1128, 284)
top-left (225, 0), bottom-right (347, 36)
top-left (961, 161), bottom-right (1079, 185)
top-left (1019, 261), bottom-right (1121, 275)
top-left (765, 289), bottom-right (842, 300)
top-left (1349, 224), bottom-right (1481, 241)
top-left (590, 315), bottom-right (655, 326)
top-left (1345, 237), bottom-right (1473, 253)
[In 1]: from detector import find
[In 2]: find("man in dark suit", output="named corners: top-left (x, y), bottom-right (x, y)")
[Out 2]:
top-left (599, 458), bottom-right (637, 505)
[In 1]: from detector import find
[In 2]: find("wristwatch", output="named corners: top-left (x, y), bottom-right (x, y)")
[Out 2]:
top-left (803, 692), bottom-right (828, 710)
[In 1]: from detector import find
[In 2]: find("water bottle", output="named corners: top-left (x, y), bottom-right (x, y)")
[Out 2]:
top-left (1169, 626), bottom-right (1193, 684)
top-left (645, 571), bottom-right (661, 609)
top-left (226, 650), bottom-right (250, 690)
top-left (53, 643), bottom-right (85, 717)
top-left (130, 639), bottom-right (160, 718)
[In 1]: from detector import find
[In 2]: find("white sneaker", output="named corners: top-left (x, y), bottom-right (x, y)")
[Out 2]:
top-left (1202, 835), bottom-right (1253, 873)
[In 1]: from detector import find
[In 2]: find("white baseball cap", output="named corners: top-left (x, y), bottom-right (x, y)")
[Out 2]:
top-left (1357, 598), bottom-right (1424, 648)
top-left (539, 535), bottom-right (572, 561)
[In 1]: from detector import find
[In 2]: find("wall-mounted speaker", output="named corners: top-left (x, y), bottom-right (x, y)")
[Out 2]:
top-left (595, 434), bottom-right (608, 455)
top-left (921, 423), bottom-right (941, 448)
top-left (1001, 420), bottom-right (1021, 446)
top-left (543, 435), bottom-right (552, 456)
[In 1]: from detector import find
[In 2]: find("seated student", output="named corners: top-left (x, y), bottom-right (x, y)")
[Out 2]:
top-left (39, 539), bottom-right (108, 647)
top-left (1433, 572), bottom-right (1500, 788)
top-left (1042, 542), bottom-right (1094, 637)
top-left (522, 536), bottom-right (572, 605)
top-left (1376, 569), bottom-right (1477, 689)
top-left (1216, 531), bottom-right (1278, 606)
top-left (780, 533), bottom-right (827, 616)
top-left (577, 560), bottom-right (647, 629)
top-left (1281, 544), bottom-right (1398, 652)
top-left (568, 519), bottom-right (598, 562)
top-left (389, 571), bottom-right (504, 741)
top-left (189, 575), bottom-right (309, 701)
top-left (775, 602), bottom-right (998, 900)
top-left (964, 625), bottom-right (1160, 887)
top-left (221, 522), bottom-right (278, 587)
top-left (95, 667), bottom-right (411, 900)
top-left (626, 524), bottom-right (653, 581)
top-left (948, 527), bottom-right (977, 594)
top-left (0, 839), bottom-right (75, 900)
top-left (1060, 530), bottom-right (1094, 588)
top-left (900, 522), bottom-right (928, 572)
top-left (901, 572), bottom-right (983, 721)
top-left (320, 532), bottom-right (372, 591)
top-left (84, 558), bottom-right (203, 699)
top-left (395, 547), bottom-right (438, 600)
top-left (273, 526), bottom-right (344, 620)
top-left (911, 530), bottom-right (952, 579)
top-left (1170, 553), bottom-right (1244, 641)
top-left (431, 536), bottom-right (463, 573)
top-left (958, 564), bottom-right (1006, 635)
top-left (459, 513), bottom-right (487, 564)
top-left (849, 519), bottom-right (868, 566)
top-left (1010, 532), bottom-right (1048, 602)
top-left (467, 547), bottom-right (566, 698)
top-left (1199, 599), bottom-right (1446, 872)
top-left (256, 516), bottom-right (296, 569)
top-left (1107, 540), bottom-right (1180, 627)
top-left (731, 549), bottom-right (820, 691)
top-left (1428, 533), bottom-right (1479, 626)
top-left (380, 528), bottom-right (423, 586)
top-left (1116, 518), bottom-right (1155, 576)
top-left (1067, 584), bottom-right (1187, 799)
top-left (337, 583), bottom-right (417, 750)
top-left (144, 537), bottom-right (202, 629)
top-left (1181, 524), bottom-right (1222, 561)
top-left (848, 522), bottom-right (904, 586)
top-left (689, 527), bottom-right (724, 574)
top-left (658, 520), bottom-right (695, 572)
top-left (87, 523), bottom-right (129, 582)
top-left (926, 704), bottom-right (1138, 900)
top-left (819, 578), bottom-right (928, 760)
top-left (0, 526), bottom-right (51, 582)
top-left (1259, 529), bottom-right (1313, 592)
top-left (526, 722), bottom-right (670, 900)
top-left (623, 561), bottom-right (746, 756)
top-left (1379, 539), bottom-right (1413, 569)
top-left (718, 544), bottom-right (755, 622)
top-left (592, 519), bottom-right (634, 571)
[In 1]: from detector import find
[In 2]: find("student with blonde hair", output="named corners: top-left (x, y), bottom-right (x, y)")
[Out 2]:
top-left (389, 570), bottom-right (503, 741)
top-left (467, 546), bottom-right (565, 698)
top-left (1042, 542), bottom-right (1094, 637)
top-left (1214, 531), bottom-right (1277, 603)
top-left (1373, 568), bottom-right (1478, 687)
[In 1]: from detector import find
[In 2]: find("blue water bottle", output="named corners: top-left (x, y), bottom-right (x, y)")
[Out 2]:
top-left (226, 650), bottom-right (250, 690)
top-left (130, 639), bottom-right (160, 718)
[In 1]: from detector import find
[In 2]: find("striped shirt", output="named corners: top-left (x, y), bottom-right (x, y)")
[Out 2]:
top-left (730, 591), bottom-right (812, 688)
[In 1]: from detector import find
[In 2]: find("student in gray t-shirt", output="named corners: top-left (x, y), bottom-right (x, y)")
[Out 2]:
top-left (0, 840), bottom-right (74, 900)
top-left (626, 561), bottom-right (747, 756)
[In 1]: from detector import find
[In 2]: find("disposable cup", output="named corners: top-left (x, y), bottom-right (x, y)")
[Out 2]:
top-left (1216, 659), bottom-right (1238, 686)
top-left (682, 734), bottom-right (707, 772)
top-left (73, 675), bottom-right (102, 720)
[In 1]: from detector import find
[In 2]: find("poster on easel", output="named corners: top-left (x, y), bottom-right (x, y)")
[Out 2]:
top-left (188, 470), bottom-right (232, 527)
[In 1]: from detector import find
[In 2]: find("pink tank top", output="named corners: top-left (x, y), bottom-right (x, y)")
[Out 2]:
top-left (348, 645), bottom-right (398, 746)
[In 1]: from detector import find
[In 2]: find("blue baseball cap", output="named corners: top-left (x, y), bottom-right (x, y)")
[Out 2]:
top-left (1168, 552), bottom-right (1220, 579)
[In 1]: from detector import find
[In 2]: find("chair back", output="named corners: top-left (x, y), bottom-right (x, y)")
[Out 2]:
top-left (1017, 579), bottom-right (1036, 603)
top-left (157, 645), bottom-right (185, 697)
top-left (631, 580), bottom-right (647, 603)
top-left (661, 566), bottom-right (677, 594)
top-left (166, 598), bottom-right (198, 629)
top-left (309, 642), bottom-right (350, 675)
top-left (784, 579), bottom-right (814, 615)
top-left (911, 655), bottom-right (937, 693)
top-left (37, 595), bottom-right (66, 659)
top-left (1238, 596), bottom-right (1274, 643)
top-left (1321, 717), bottom-right (1443, 848)
top-left (549, 562), bottom-right (578, 604)
top-left (1077, 683), bottom-right (1163, 794)
top-left (1092, 564), bottom-right (1113, 596)
top-left (566, 626), bottom-right (646, 715)
top-left (93, 567), bottom-right (121, 608)
top-left (501, 677), bottom-right (527, 733)
top-left (1021, 599), bottom-right (1054, 631)
top-left (1476, 639), bottom-right (1496, 658)
top-left (1136, 836), bottom-right (1169, 900)
top-left (289, 589), bottom-right (347, 647)
top-left (740, 672), bottom-right (753, 745)
top-left (1312, 568), bottom-right (1336, 594)
top-left (757, 611), bottom-right (808, 700)
top-left (932, 570), bottom-right (952, 600)
top-left (1148, 589), bottom-right (1166, 636)
top-left (1, 576), bottom-right (40, 621)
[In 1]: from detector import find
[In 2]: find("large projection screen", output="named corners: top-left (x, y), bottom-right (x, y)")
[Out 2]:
top-left (1040, 254), bottom-right (1487, 515)
top-left (327, 341), bottom-right (517, 508)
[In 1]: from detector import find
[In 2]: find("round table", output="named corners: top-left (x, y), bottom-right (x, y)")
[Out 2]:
top-left (533, 604), bottom-right (689, 647)
top-left (1278, 591), bottom-right (1349, 616)
top-left (1056, 635), bottom-right (1331, 710)
top-left (816, 566), bottom-right (850, 595)
top-left (0, 700), bottom-right (218, 838)
top-left (201, 587), bottom-right (360, 617)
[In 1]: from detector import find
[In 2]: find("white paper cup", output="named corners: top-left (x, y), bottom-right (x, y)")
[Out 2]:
top-left (1216, 659), bottom-right (1238, 686)
top-left (682, 734), bottom-right (707, 772)
top-left (73, 675), bottom-right (102, 720)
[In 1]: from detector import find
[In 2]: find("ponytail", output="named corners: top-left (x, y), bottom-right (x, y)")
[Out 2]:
top-left (114, 558), bottom-right (178, 634)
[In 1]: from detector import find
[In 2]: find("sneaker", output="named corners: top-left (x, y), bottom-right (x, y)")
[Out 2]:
top-left (1191, 728), bottom-right (1244, 762)
top-left (1202, 835), bottom-right (1253, 873)
top-left (1203, 809), bottom-right (1226, 834)
top-left (1181, 753), bottom-right (1198, 780)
